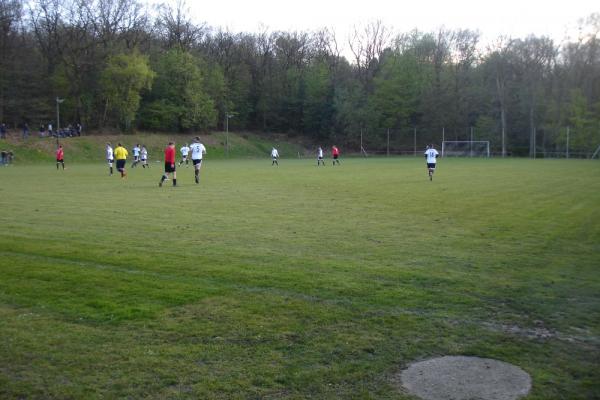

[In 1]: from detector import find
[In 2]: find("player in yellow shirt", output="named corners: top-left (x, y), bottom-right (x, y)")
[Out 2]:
top-left (114, 142), bottom-right (128, 178)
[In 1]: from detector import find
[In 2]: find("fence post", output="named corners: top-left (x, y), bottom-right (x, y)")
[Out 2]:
top-left (387, 128), bottom-right (390, 157)
top-left (566, 126), bottom-right (570, 159)
top-left (413, 127), bottom-right (417, 156)
top-left (470, 126), bottom-right (474, 157)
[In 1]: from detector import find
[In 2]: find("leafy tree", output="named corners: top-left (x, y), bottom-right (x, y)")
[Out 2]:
top-left (141, 48), bottom-right (216, 131)
top-left (566, 89), bottom-right (600, 154)
top-left (368, 50), bottom-right (432, 130)
top-left (303, 60), bottom-right (334, 139)
top-left (100, 52), bottom-right (154, 129)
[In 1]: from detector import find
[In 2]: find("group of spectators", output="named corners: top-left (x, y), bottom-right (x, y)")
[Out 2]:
top-left (1, 150), bottom-right (14, 165)
top-left (39, 122), bottom-right (82, 138)
top-left (0, 122), bottom-right (82, 139)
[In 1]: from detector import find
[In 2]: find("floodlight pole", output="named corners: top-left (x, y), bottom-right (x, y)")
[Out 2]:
top-left (56, 97), bottom-right (64, 133)
top-left (225, 113), bottom-right (234, 158)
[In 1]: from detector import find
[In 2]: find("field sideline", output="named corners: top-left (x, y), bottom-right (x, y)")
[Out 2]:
top-left (0, 157), bottom-right (599, 399)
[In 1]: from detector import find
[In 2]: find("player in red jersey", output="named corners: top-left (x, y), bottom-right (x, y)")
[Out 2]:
top-left (332, 145), bottom-right (340, 166)
top-left (56, 145), bottom-right (65, 170)
top-left (159, 142), bottom-right (177, 187)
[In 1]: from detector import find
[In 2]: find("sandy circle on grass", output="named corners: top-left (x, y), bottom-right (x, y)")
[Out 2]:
top-left (399, 356), bottom-right (531, 400)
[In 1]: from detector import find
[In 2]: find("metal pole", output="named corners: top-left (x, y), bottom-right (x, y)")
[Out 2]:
top-left (225, 114), bottom-right (229, 157)
top-left (387, 128), bottom-right (390, 157)
top-left (502, 126), bottom-right (505, 158)
top-left (566, 126), bottom-right (570, 159)
top-left (413, 127), bottom-right (417, 156)
top-left (442, 127), bottom-right (445, 145)
top-left (470, 126), bottom-right (473, 157)
top-left (56, 97), bottom-right (60, 133)
top-left (360, 128), bottom-right (363, 153)
top-left (533, 127), bottom-right (537, 160)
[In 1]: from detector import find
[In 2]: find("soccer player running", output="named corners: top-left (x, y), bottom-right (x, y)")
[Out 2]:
top-left (332, 145), bottom-right (340, 166)
top-left (189, 137), bottom-right (206, 184)
top-left (159, 142), bottom-right (177, 187)
top-left (106, 142), bottom-right (114, 175)
top-left (56, 145), bottom-right (65, 170)
top-left (131, 144), bottom-right (141, 168)
top-left (317, 146), bottom-right (325, 166)
top-left (271, 147), bottom-right (279, 166)
top-left (140, 145), bottom-right (149, 168)
top-left (424, 143), bottom-right (439, 181)
top-left (179, 143), bottom-right (190, 167)
top-left (114, 142), bottom-right (128, 179)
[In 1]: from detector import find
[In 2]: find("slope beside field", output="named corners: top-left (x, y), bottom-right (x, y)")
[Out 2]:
top-left (0, 158), bottom-right (598, 399)
top-left (0, 131), bottom-right (311, 164)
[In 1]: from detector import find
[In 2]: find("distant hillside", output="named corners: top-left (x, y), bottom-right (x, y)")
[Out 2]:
top-left (0, 131), bottom-right (315, 164)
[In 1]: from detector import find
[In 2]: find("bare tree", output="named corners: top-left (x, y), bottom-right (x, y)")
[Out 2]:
top-left (348, 20), bottom-right (392, 83)
top-left (156, 0), bottom-right (205, 50)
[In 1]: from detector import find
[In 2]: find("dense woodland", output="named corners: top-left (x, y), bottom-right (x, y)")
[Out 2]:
top-left (1, 0), bottom-right (599, 156)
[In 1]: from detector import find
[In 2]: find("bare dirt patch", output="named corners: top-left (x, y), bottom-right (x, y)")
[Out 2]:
top-left (399, 356), bottom-right (531, 400)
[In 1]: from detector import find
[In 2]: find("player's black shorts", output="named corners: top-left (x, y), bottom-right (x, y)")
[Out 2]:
top-left (318, 156), bottom-right (323, 160)
top-left (56, 159), bottom-right (64, 163)
top-left (192, 159), bottom-right (202, 166)
top-left (134, 156), bottom-right (139, 161)
top-left (427, 163), bottom-right (436, 169)
top-left (107, 158), bottom-right (113, 163)
top-left (116, 159), bottom-right (126, 170)
top-left (333, 154), bottom-right (339, 159)
top-left (165, 162), bottom-right (175, 173)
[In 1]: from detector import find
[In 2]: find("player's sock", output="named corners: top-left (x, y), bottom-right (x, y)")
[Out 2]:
top-left (56, 163), bottom-right (59, 170)
top-left (173, 178), bottom-right (177, 186)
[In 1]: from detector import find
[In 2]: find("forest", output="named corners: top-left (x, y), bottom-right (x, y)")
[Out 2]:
top-left (1, 0), bottom-right (599, 156)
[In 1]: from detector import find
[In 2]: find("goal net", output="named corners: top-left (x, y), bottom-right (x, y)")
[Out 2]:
top-left (442, 141), bottom-right (490, 157)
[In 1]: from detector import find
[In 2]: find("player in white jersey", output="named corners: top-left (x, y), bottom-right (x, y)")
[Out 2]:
top-left (317, 146), bottom-right (325, 166)
top-left (131, 144), bottom-right (141, 167)
top-left (106, 142), bottom-right (114, 175)
top-left (140, 145), bottom-right (149, 168)
top-left (189, 137), bottom-right (206, 184)
top-left (271, 147), bottom-right (279, 166)
top-left (179, 144), bottom-right (190, 166)
top-left (424, 144), bottom-right (439, 181)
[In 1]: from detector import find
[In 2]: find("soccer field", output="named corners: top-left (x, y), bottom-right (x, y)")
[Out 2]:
top-left (0, 158), bottom-right (599, 399)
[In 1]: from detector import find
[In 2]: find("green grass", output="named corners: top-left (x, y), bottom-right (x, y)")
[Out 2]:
top-left (0, 157), bottom-right (599, 399)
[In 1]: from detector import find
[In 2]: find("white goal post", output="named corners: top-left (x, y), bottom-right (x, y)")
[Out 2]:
top-left (442, 141), bottom-right (490, 157)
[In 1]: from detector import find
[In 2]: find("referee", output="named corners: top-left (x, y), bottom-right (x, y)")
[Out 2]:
top-left (114, 142), bottom-right (128, 179)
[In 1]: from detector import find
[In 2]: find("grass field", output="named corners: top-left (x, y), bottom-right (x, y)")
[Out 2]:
top-left (0, 157), bottom-right (599, 399)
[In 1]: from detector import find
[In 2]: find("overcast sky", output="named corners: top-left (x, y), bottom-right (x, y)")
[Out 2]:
top-left (180, 0), bottom-right (598, 48)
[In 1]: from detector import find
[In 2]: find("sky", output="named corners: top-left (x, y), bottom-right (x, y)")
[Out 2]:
top-left (181, 0), bottom-right (598, 49)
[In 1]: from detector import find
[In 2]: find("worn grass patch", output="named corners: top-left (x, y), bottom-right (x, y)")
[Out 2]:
top-left (0, 157), bottom-right (599, 399)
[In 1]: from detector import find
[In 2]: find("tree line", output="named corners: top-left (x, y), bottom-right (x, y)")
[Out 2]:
top-left (1, 0), bottom-right (599, 156)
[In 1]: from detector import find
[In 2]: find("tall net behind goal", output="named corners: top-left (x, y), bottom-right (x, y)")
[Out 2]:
top-left (442, 141), bottom-right (490, 157)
